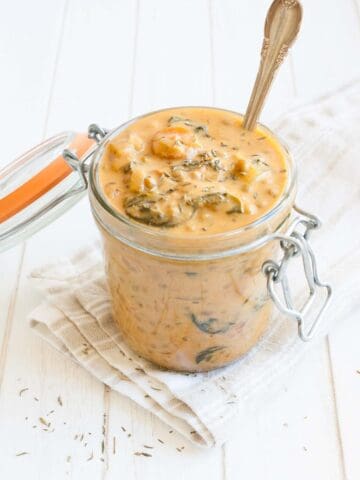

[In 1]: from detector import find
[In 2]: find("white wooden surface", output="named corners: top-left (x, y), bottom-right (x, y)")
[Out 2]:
top-left (0, 0), bottom-right (359, 478)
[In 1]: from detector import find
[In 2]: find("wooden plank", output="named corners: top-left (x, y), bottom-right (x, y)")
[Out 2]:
top-left (0, 0), bottom-right (68, 367)
top-left (210, 0), bottom-right (296, 122)
top-left (291, 1), bottom-right (360, 479)
top-left (211, 0), bottom-right (346, 478)
top-left (291, 0), bottom-right (360, 100)
top-left (105, 1), bottom-right (223, 478)
top-left (0, 0), bottom-right (135, 478)
top-left (224, 344), bottom-right (344, 480)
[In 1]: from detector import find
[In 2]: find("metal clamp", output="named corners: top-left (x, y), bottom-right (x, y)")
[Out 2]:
top-left (62, 123), bottom-right (109, 191)
top-left (88, 124), bottom-right (109, 143)
top-left (262, 206), bottom-right (332, 341)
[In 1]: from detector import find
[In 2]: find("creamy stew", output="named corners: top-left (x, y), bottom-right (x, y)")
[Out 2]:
top-left (99, 108), bottom-right (288, 234)
top-left (96, 108), bottom-right (291, 372)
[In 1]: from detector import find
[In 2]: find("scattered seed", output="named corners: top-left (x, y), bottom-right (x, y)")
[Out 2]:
top-left (33, 397), bottom-right (39, 402)
top-left (39, 417), bottom-right (50, 428)
top-left (101, 440), bottom-right (105, 454)
top-left (157, 438), bottom-right (164, 444)
top-left (121, 426), bottom-right (126, 432)
top-left (16, 452), bottom-right (29, 457)
top-left (176, 447), bottom-right (182, 452)
top-left (113, 437), bottom-right (116, 455)
top-left (127, 433), bottom-right (131, 438)
top-left (57, 395), bottom-right (63, 407)
top-left (19, 388), bottom-right (29, 397)
top-left (143, 445), bottom-right (153, 449)
top-left (168, 430), bottom-right (173, 434)
top-left (134, 452), bottom-right (152, 457)
top-left (303, 446), bottom-right (308, 452)
top-left (87, 452), bottom-right (94, 462)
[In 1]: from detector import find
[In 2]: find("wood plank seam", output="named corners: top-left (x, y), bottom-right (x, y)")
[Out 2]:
top-left (326, 338), bottom-right (348, 480)
top-left (101, 385), bottom-right (111, 478)
top-left (42, 0), bottom-right (70, 138)
top-left (104, 2), bottom-right (140, 475)
top-left (352, 0), bottom-right (360, 26)
top-left (0, 245), bottom-right (26, 393)
top-left (128, 0), bottom-right (141, 117)
top-left (208, 0), bottom-right (216, 106)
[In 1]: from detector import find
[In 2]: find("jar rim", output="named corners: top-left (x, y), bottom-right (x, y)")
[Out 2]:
top-left (89, 106), bottom-right (297, 258)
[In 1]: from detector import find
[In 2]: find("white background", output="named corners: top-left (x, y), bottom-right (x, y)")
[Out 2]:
top-left (0, 0), bottom-right (359, 478)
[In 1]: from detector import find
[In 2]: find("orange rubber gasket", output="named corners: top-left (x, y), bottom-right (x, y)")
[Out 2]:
top-left (0, 134), bottom-right (95, 224)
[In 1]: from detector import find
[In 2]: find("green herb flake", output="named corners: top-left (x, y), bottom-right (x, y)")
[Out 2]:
top-left (195, 346), bottom-right (226, 364)
top-left (18, 388), bottom-right (29, 397)
top-left (191, 313), bottom-right (235, 334)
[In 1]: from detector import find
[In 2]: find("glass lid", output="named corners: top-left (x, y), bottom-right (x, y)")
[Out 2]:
top-left (0, 132), bottom-right (95, 253)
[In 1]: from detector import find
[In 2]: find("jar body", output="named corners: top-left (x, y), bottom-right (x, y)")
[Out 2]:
top-left (88, 109), bottom-right (296, 372)
top-left (99, 223), bottom-right (283, 371)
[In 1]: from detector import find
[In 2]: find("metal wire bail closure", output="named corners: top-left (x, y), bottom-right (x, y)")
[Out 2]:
top-left (262, 206), bottom-right (332, 341)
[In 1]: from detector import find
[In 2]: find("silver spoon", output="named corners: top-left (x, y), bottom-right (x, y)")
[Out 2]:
top-left (243, 0), bottom-right (303, 131)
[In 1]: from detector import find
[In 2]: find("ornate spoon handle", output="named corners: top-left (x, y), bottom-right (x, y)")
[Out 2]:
top-left (243, 0), bottom-right (303, 131)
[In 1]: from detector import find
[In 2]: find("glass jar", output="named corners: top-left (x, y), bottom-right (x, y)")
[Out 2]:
top-left (0, 108), bottom-right (332, 372)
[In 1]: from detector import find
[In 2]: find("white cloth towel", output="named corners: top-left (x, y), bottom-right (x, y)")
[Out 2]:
top-left (28, 80), bottom-right (360, 448)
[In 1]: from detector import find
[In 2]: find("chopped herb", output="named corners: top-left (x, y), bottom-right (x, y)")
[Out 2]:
top-left (16, 452), bottom-right (29, 457)
top-left (252, 157), bottom-right (269, 167)
top-left (195, 346), bottom-right (226, 364)
top-left (113, 437), bottom-right (116, 455)
top-left (101, 440), bottom-right (105, 454)
top-left (143, 445), bottom-right (154, 449)
top-left (226, 203), bottom-right (245, 215)
top-left (18, 387), bottom-right (29, 397)
top-left (190, 313), bottom-right (235, 334)
top-left (157, 438), bottom-right (164, 444)
top-left (134, 451), bottom-right (152, 457)
top-left (87, 452), bottom-right (94, 461)
top-left (57, 395), bottom-right (63, 406)
top-left (39, 417), bottom-right (50, 428)
top-left (124, 194), bottom-right (194, 227)
top-left (185, 272), bottom-right (198, 277)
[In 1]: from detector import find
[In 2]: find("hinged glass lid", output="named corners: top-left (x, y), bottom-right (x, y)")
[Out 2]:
top-left (0, 132), bottom-right (95, 253)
